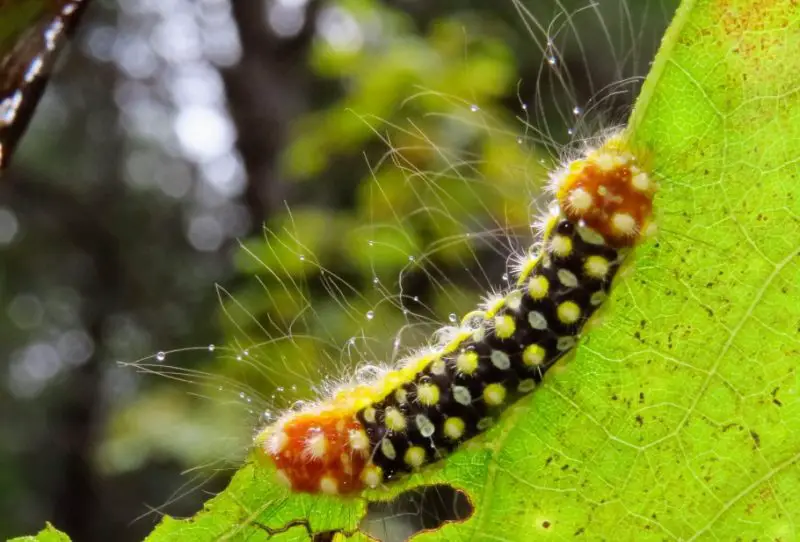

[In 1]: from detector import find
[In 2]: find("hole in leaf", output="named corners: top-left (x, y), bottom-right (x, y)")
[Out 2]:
top-left (361, 484), bottom-right (474, 541)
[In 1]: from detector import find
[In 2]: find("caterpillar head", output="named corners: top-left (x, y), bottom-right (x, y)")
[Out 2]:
top-left (552, 135), bottom-right (656, 248)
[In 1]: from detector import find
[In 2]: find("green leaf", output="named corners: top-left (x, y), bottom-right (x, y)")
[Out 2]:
top-left (144, 0), bottom-right (800, 540)
top-left (9, 523), bottom-right (71, 542)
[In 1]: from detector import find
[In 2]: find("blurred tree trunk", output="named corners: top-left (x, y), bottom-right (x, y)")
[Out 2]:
top-left (48, 30), bottom-right (125, 542)
top-left (219, 0), bottom-right (321, 228)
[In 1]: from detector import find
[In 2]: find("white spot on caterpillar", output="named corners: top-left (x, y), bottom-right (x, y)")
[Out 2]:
top-left (491, 350), bottom-right (511, 370)
top-left (267, 430), bottom-right (288, 455)
top-left (416, 414), bottom-right (436, 437)
top-left (611, 213), bottom-right (638, 237)
top-left (304, 430), bottom-right (328, 461)
top-left (319, 476), bottom-right (338, 495)
top-left (453, 385), bottom-right (472, 406)
top-left (528, 311), bottom-right (548, 330)
top-left (557, 269), bottom-right (579, 288)
top-left (567, 187), bottom-right (594, 213)
top-left (349, 429), bottom-right (370, 453)
top-left (477, 417), bottom-right (494, 430)
top-left (380, 438), bottom-right (397, 460)
top-left (556, 336), bottom-right (577, 351)
top-left (518, 379), bottom-right (536, 392)
top-left (590, 290), bottom-right (608, 306)
top-left (577, 225), bottom-right (606, 245)
top-left (631, 171), bottom-right (652, 192)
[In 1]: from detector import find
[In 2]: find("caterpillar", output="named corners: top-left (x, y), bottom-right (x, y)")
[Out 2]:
top-left (255, 133), bottom-right (656, 495)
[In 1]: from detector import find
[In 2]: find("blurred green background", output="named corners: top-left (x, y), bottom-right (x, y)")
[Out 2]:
top-left (0, 0), bottom-right (676, 540)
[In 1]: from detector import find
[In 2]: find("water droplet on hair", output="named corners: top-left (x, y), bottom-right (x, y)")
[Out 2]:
top-left (236, 355), bottom-right (242, 361)
top-left (413, 296), bottom-right (419, 302)
top-left (448, 313), bottom-right (457, 323)
top-left (208, 344), bottom-right (215, 352)
top-left (299, 255), bottom-right (305, 261)
top-left (276, 386), bottom-right (284, 392)
top-left (408, 255), bottom-right (415, 262)
top-left (368, 240), bottom-right (374, 246)
top-left (502, 273), bottom-right (509, 282)
top-left (243, 349), bottom-right (249, 356)
top-left (366, 310), bottom-right (375, 320)
top-left (239, 392), bottom-right (245, 399)
top-left (572, 106), bottom-right (583, 116)
top-left (521, 103), bottom-right (528, 111)
top-left (470, 104), bottom-right (479, 112)
top-left (516, 137), bottom-right (523, 144)
top-left (372, 276), bottom-right (380, 285)
top-left (547, 56), bottom-right (557, 66)
top-left (567, 128), bottom-right (575, 135)
top-left (156, 351), bottom-right (166, 361)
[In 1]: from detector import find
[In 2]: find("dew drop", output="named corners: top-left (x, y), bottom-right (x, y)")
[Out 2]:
top-left (243, 349), bottom-right (249, 356)
top-left (413, 296), bottom-right (419, 302)
top-left (208, 344), bottom-right (215, 352)
top-left (236, 355), bottom-right (242, 361)
top-left (372, 276), bottom-right (380, 285)
top-left (299, 255), bottom-right (305, 261)
top-left (368, 240), bottom-right (374, 247)
top-left (408, 255), bottom-right (415, 262)
top-left (502, 273), bottom-right (509, 282)
top-left (521, 103), bottom-right (528, 111)
top-left (156, 351), bottom-right (166, 361)
top-left (547, 56), bottom-right (557, 66)
top-left (366, 310), bottom-right (375, 320)
top-left (239, 392), bottom-right (245, 399)
top-left (277, 386), bottom-right (284, 392)
top-left (470, 104), bottom-right (479, 112)
top-left (448, 313), bottom-right (457, 324)
top-left (567, 128), bottom-right (575, 136)
top-left (572, 106), bottom-right (583, 116)
top-left (516, 137), bottom-right (523, 144)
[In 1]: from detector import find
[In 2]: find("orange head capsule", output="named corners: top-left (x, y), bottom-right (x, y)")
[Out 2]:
top-left (554, 140), bottom-right (656, 248)
top-left (257, 410), bottom-right (369, 494)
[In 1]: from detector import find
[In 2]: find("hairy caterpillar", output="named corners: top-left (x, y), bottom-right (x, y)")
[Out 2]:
top-left (256, 134), bottom-right (656, 494)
